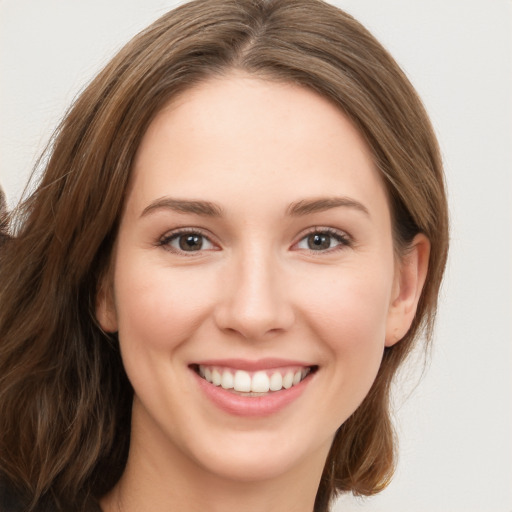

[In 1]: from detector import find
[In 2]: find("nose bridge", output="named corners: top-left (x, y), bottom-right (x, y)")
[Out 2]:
top-left (215, 240), bottom-right (294, 339)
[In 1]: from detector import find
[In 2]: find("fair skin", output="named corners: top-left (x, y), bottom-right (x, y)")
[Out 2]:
top-left (98, 73), bottom-right (429, 512)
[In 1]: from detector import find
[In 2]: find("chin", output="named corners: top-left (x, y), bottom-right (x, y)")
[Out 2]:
top-left (184, 426), bottom-right (333, 485)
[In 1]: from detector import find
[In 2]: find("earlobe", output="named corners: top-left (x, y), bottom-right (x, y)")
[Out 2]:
top-left (385, 234), bottom-right (430, 347)
top-left (96, 281), bottom-right (118, 333)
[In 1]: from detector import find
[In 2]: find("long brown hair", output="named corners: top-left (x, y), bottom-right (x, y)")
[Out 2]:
top-left (0, 186), bottom-right (9, 248)
top-left (0, 1), bottom-right (449, 510)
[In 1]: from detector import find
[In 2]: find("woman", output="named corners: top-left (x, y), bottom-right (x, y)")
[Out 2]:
top-left (0, 1), bottom-right (449, 511)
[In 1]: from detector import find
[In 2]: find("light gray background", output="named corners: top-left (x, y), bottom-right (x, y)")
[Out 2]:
top-left (1, 1), bottom-right (511, 511)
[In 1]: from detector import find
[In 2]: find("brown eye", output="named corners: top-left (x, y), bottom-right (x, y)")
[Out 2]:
top-left (296, 229), bottom-right (350, 252)
top-left (161, 231), bottom-right (215, 253)
top-left (307, 233), bottom-right (331, 250)
top-left (179, 234), bottom-right (204, 251)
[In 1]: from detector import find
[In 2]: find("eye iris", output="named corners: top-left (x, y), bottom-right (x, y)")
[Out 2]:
top-left (179, 234), bottom-right (203, 251)
top-left (308, 233), bottom-right (330, 250)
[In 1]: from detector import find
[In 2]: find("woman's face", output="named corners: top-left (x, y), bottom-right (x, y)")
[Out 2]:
top-left (98, 74), bottom-right (422, 485)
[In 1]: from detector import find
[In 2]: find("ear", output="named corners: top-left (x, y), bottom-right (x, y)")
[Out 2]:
top-left (96, 277), bottom-right (118, 333)
top-left (385, 234), bottom-right (430, 347)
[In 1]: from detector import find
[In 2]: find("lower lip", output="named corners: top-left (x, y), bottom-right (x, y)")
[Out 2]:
top-left (193, 370), bottom-right (312, 417)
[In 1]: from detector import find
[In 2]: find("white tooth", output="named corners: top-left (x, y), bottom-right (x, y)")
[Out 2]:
top-left (251, 371), bottom-right (270, 393)
top-left (293, 371), bottom-right (302, 386)
top-left (269, 372), bottom-right (283, 391)
top-left (204, 367), bottom-right (212, 383)
top-left (282, 371), bottom-right (294, 389)
top-left (221, 370), bottom-right (234, 389)
top-left (199, 365), bottom-right (205, 378)
top-left (233, 370), bottom-right (251, 392)
top-left (212, 369), bottom-right (222, 386)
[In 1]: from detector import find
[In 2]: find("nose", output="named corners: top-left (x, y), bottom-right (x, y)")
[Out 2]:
top-left (213, 247), bottom-right (295, 340)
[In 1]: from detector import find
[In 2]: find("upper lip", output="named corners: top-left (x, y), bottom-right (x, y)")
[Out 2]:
top-left (190, 358), bottom-right (315, 372)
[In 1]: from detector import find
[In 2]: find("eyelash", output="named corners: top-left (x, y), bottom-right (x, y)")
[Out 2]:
top-left (157, 227), bottom-right (217, 255)
top-left (294, 227), bottom-right (352, 254)
top-left (157, 226), bottom-right (352, 255)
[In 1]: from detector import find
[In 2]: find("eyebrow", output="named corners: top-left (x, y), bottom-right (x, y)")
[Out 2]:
top-left (140, 197), bottom-right (223, 218)
top-left (140, 195), bottom-right (369, 219)
top-left (287, 196), bottom-right (370, 217)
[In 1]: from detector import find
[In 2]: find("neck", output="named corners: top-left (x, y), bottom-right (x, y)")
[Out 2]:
top-left (100, 407), bottom-right (328, 512)
top-left (102, 450), bottom-right (324, 512)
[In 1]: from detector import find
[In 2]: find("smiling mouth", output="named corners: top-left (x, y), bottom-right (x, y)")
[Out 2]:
top-left (190, 364), bottom-right (318, 395)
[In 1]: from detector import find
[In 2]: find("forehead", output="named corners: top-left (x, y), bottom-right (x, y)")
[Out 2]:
top-left (128, 73), bottom-right (389, 220)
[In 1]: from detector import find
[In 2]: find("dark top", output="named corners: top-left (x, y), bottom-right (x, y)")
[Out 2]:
top-left (0, 478), bottom-right (102, 512)
top-left (0, 478), bottom-right (22, 512)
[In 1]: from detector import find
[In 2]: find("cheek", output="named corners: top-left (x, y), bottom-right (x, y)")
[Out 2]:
top-left (301, 262), bottom-right (392, 335)
top-left (111, 258), bottom-right (216, 410)
top-left (113, 257), bottom-right (217, 351)
top-left (297, 262), bottom-right (393, 381)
